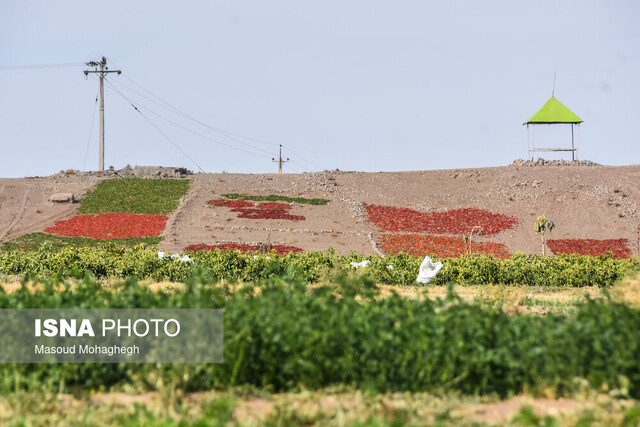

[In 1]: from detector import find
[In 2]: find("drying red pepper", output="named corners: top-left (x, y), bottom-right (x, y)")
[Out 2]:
top-left (365, 205), bottom-right (518, 235)
top-left (547, 239), bottom-right (631, 259)
top-left (379, 234), bottom-right (510, 259)
top-left (44, 213), bottom-right (168, 239)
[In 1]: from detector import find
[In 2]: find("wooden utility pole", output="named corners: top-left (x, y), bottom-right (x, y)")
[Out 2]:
top-left (84, 57), bottom-right (120, 171)
top-left (272, 144), bottom-right (289, 174)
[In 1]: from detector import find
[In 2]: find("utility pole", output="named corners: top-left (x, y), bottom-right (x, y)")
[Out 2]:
top-left (84, 57), bottom-right (120, 172)
top-left (272, 144), bottom-right (290, 174)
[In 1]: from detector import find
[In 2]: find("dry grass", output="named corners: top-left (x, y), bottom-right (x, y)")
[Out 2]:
top-left (611, 273), bottom-right (640, 308)
top-left (0, 389), bottom-right (636, 426)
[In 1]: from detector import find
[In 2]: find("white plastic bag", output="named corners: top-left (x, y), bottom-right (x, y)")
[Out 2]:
top-left (349, 260), bottom-right (371, 269)
top-left (416, 256), bottom-right (443, 284)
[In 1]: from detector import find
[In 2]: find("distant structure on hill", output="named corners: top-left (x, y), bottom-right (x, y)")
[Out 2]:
top-left (523, 96), bottom-right (583, 161)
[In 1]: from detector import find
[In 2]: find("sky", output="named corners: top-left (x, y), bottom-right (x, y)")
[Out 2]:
top-left (1, 1), bottom-right (639, 177)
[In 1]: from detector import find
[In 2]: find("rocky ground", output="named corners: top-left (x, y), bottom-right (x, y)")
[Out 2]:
top-left (2, 161), bottom-right (639, 256)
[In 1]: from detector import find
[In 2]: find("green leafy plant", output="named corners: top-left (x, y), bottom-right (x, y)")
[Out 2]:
top-left (78, 178), bottom-right (191, 215)
top-left (2, 273), bottom-right (640, 398)
top-left (534, 213), bottom-right (555, 256)
top-left (0, 247), bottom-right (638, 287)
top-left (0, 233), bottom-right (162, 252)
top-left (221, 193), bottom-right (329, 205)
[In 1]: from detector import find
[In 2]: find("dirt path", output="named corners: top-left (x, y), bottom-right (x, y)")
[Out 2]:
top-left (159, 173), bottom-right (373, 253)
top-left (0, 186), bottom-right (29, 242)
top-left (0, 177), bottom-right (99, 244)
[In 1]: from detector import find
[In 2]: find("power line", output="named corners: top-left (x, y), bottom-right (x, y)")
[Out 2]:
top-left (134, 108), bottom-right (206, 173)
top-left (289, 158), bottom-right (311, 172)
top-left (83, 57), bottom-right (121, 171)
top-left (107, 76), bottom-right (276, 156)
top-left (99, 77), bottom-right (206, 172)
top-left (0, 62), bottom-right (83, 70)
top-left (105, 56), bottom-right (324, 170)
top-left (272, 144), bottom-right (290, 174)
top-left (102, 77), bottom-right (273, 160)
top-left (282, 147), bottom-right (323, 170)
top-left (107, 57), bottom-right (281, 148)
top-left (82, 89), bottom-right (100, 171)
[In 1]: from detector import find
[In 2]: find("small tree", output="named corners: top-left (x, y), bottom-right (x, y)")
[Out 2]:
top-left (534, 214), bottom-right (555, 256)
top-left (462, 226), bottom-right (484, 255)
top-left (636, 224), bottom-right (640, 257)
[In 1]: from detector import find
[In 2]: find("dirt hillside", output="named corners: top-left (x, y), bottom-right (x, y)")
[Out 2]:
top-left (2, 163), bottom-right (639, 256)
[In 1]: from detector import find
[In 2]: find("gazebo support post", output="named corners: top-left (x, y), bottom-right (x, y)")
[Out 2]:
top-left (571, 124), bottom-right (575, 161)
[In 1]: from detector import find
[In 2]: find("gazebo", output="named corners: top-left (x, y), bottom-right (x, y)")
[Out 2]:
top-left (523, 96), bottom-right (583, 161)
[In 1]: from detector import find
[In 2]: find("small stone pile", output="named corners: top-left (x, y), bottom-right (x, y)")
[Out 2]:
top-left (52, 165), bottom-right (193, 179)
top-left (512, 159), bottom-right (600, 167)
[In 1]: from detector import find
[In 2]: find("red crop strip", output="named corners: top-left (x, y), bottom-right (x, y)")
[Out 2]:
top-left (44, 213), bottom-right (168, 239)
top-left (379, 234), bottom-right (510, 259)
top-left (364, 205), bottom-right (518, 235)
top-left (547, 238), bottom-right (631, 259)
top-left (209, 199), bottom-right (305, 221)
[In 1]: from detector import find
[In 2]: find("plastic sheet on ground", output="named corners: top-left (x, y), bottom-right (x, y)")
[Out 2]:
top-left (416, 256), bottom-right (443, 284)
top-left (158, 252), bottom-right (194, 264)
top-left (350, 260), bottom-right (371, 269)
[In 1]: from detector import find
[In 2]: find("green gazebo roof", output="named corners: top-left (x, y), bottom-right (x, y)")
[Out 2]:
top-left (524, 96), bottom-right (583, 125)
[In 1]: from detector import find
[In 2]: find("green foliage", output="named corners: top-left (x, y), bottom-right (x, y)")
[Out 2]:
top-left (77, 178), bottom-right (191, 215)
top-left (0, 248), bottom-right (637, 287)
top-left (3, 274), bottom-right (640, 398)
top-left (534, 213), bottom-right (555, 256)
top-left (0, 232), bottom-right (162, 252)
top-left (221, 193), bottom-right (330, 205)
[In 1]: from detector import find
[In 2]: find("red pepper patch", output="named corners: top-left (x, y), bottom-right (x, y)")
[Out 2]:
top-left (44, 213), bottom-right (168, 239)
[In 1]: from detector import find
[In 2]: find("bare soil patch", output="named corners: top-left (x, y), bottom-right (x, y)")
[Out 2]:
top-left (160, 165), bottom-right (640, 255)
top-left (3, 164), bottom-right (640, 257)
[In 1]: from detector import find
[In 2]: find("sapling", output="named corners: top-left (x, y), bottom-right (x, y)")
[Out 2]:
top-left (462, 225), bottom-right (484, 254)
top-left (534, 214), bottom-right (555, 256)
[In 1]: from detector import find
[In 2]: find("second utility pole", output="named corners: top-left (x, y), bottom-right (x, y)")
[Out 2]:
top-left (272, 144), bottom-right (290, 174)
top-left (84, 57), bottom-right (121, 172)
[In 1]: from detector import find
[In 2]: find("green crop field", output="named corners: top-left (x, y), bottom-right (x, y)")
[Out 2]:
top-left (0, 232), bottom-right (162, 252)
top-left (1, 271), bottom-right (640, 426)
top-left (77, 178), bottom-right (191, 215)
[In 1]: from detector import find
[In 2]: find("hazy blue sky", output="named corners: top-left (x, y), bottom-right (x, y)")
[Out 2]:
top-left (1, 1), bottom-right (638, 177)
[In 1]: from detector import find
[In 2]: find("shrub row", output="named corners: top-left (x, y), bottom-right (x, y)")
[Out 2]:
top-left (0, 233), bottom-right (162, 252)
top-left (0, 247), bottom-right (638, 287)
top-left (2, 274), bottom-right (640, 398)
top-left (221, 193), bottom-right (330, 205)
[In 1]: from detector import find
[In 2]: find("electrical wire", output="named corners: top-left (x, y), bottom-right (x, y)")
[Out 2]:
top-left (107, 77), bottom-right (276, 156)
top-left (282, 147), bottom-right (323, 170)
top-left (0, 62), bottom-right (84, 70)
top-left (102, 77), bottom-right (272, 160)
top-left (289, 159), bottom-right (311, 172)
top-left (107, 57), bottom-right (280, 148)
top-left (134, 108), bottom-right (206, 173)
top-left (97, 77), bottom-right (205, 172)
top-left (89, 76), bottom-right (201, 172)
top-left (82, 89), bottom-right (100, 171)
top-left (104, 57), bottom-right (324, 170)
